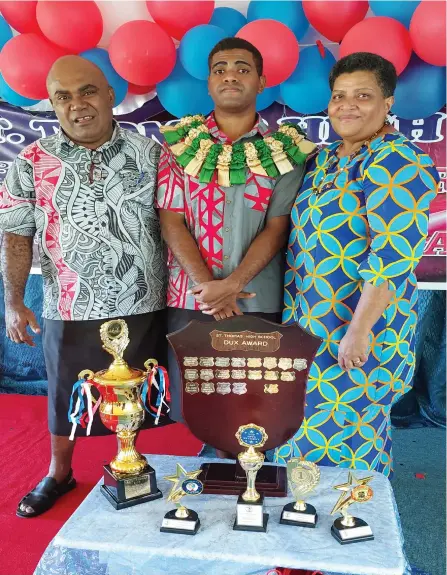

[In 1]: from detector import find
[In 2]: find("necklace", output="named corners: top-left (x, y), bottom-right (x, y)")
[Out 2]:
top-left (160, 115), bottom-right (317, 187)
top-left (313, 122), bottom-right (389, 195)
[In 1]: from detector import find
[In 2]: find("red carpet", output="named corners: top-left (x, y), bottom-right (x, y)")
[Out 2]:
top-left (0, 395), bottom-right (202, 575)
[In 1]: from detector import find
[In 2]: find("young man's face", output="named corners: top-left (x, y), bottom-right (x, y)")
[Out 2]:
top-left (208, 49), bottom-right (266, 112)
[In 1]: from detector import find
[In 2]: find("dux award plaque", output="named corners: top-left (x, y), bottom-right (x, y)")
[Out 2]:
top-left (233, 424), bottom-right (269, 532)
top-left (330, 472), bottom-right (374, 544)
top-left (160, 464), bottom-right (203, 535)
top-left (167, 316), bottom-right (321, 497)
top-left (79, 319), bottom-right (163, 509)
top-left (280, 457), bottom-right (320, 528)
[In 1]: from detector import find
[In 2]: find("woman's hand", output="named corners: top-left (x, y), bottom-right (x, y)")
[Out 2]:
top-left (338, 327), bottom-right (370, 371)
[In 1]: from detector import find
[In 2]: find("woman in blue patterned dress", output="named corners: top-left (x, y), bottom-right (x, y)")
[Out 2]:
top-left (276, 53), bottom-right (439, 477)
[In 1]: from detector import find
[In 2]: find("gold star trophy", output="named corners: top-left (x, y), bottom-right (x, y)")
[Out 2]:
top-left (280, 457), bottom-right (320, 528)
top-left (160, 464), bottom-right (203, 535)
top-left (330, 472), bottom-right (374, 544)
top-left (233, 423), bottom-right (269, 532)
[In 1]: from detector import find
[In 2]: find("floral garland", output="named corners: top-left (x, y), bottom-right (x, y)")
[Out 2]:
top-left (160, 115), bottom-right (317, 187)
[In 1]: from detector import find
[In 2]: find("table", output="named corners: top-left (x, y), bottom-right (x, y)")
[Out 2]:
top-left (34, 455), bottom-right (410, 575)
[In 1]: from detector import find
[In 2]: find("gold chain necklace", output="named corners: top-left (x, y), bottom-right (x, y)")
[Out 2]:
top-left (313, 122), bottom-right (389, 195)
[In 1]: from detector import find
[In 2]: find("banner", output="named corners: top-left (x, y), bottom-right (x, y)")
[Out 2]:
top-left (0, 100), bottom-right (445, 285)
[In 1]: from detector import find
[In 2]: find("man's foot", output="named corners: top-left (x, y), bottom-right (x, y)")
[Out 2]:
top-left (16, 469), bottom-right (77, 518)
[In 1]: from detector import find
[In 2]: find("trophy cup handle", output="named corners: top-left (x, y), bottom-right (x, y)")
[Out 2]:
top-left (78, 369), bottom-right (94, 380)
top-left (144, 358), bottom-right (159, 373)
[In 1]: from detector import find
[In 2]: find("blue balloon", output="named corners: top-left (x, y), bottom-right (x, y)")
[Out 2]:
top-left (392, 54), bottom-right (446, 120)
top-left (247, 1), bottom-right (309, 41)
top-left (209, 7), bottom-right (246, 37)
top-left (0, 74), bottom-right (40, 107)
top-left (280, 45), bottom-right (336, 114)
top-left (80, 48), bottom-right (128, 107)
top-left (180, 24), bottom-right (226, 81)
top-left (157, 58), bottom-right (214, 119)
top-left (0, 16), bottom-right (12, 51)
top-left (256, 86), bottom-right (280, 112)
top-left (369, 1), bottom-right (420, 29)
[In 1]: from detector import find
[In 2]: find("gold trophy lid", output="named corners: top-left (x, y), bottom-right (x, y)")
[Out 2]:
top-left (91, 319), bottom-right (147, 386)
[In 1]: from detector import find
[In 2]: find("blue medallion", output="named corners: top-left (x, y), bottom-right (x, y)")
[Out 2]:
top-left (240, 427), bottom-right (263, 446)
top-left (182, 479), bottom-right (203, 495)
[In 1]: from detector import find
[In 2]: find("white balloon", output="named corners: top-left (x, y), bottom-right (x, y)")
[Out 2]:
top-left (96, 0), bottom-right (154, 48)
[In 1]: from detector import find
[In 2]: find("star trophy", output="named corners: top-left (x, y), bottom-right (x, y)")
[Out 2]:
top-left (68, 319), bottom-right (169, 509)
top-left (160, 464), bottom-right (203, 535)
top-left (330, 472), bottom-right (375, 544)
top-left (233, 424), bottom-right (269, 532)
top-left (280, 457), bottom-right (320, 528)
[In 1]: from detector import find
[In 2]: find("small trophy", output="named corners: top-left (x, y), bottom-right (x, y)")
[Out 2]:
top-left (330, 472), bottom-right (374, 544)
top-left (160, 464), bottom-right (203, 535)
top-left (233, 424), bottom-right (269, 532)
top-left (280, 457), bottom-right (320, 527)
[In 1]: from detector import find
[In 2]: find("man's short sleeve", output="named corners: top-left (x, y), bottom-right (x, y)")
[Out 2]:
top-left (156, 144), bottom-right (185, 213)
top-left (267, 164), bottom-right (305, 219)
top-left (0, 156), bottom-right (36, 236)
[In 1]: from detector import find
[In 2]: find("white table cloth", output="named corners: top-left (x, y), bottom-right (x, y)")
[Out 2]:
top-left (34, 455), bottom-right (410, 575)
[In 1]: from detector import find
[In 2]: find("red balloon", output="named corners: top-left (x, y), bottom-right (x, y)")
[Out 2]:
top-left (146, 1), bottom-right (214, 40)
top-left (302, 1), bottom-right (368, 42)
top-left (109, 21), bottom-right (176, 86)
top-left (340, 17), bottom-right (412, 75)
top-left (410, 1), bottom-right (446, 67)
top-left (36, 1), bottom-right (103, 53)
top-left (0, 1), bottom-right (40, 34)
top-left (128, 83), bottom-right (156, 95)
top-left (236, 20), bottom-right (299, 87)
top-left (0, 34), bottom-right (67, 99)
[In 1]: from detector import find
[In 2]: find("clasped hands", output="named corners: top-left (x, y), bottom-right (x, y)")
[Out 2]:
top-left (187, 279), bottom-right (255, 321)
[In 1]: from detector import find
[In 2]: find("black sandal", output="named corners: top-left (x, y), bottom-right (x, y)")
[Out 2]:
top-left (16, 469), bottom-right (77, 518)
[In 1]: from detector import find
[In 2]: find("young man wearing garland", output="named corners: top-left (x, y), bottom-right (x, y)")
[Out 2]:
top-left (157, 37), bottom-right (316, 427)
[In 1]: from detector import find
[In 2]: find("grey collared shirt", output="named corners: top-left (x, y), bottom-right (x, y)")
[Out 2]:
top-left (157, 114), bottom-right (304, 313)
top-left (0, 125), bottom-right (166, 320)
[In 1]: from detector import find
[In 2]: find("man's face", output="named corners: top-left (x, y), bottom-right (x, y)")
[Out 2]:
top-left (48, 61), bottom-right (114, 148)
top-left (208, 49), bottom-right (266, 112)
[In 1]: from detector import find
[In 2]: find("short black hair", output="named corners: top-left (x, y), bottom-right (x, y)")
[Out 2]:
top-left (329, 52), bottom-right (397, 98)
top-left (208, 37), bottom-right (263, 76)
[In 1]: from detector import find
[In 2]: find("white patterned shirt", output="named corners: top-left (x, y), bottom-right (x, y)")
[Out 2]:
top-left (0, 124), bottom-right (166, 320)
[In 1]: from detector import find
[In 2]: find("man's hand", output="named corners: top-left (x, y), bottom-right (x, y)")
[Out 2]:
top-left (338, 327), bottom-right (369, 371)
top-left (188, 278), bottom-right (239, 307)
top-left (202, 292), bottom-right (256, 318)
top-left (5, 304), bottom-right (41, 346)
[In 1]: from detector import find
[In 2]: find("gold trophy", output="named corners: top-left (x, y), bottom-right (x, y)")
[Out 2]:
top-left (280, 457), bottom-right (320, 527)
top-left (77, 319), bottom-right (163, 509)
top-left (233, 424), bottom-right (269, 532)
top-left (330, 472), bottom-right (374, 544)
top-left (160, 464), bottom-right (203, 535)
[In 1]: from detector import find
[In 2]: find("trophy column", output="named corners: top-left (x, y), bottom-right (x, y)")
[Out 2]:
top-left (233, 424), bottom-right (269, 532)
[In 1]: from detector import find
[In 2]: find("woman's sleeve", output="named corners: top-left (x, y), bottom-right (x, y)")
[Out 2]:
top-left (358, 143), bottom-right (440, 291)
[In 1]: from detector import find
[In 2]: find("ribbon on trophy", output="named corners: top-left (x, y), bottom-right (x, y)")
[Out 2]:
top-left (67, 376), bottom-right (102, 440)
top-left (141, 364), bottom-right (171, 425)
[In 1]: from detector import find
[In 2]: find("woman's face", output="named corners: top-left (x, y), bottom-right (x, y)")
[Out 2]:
top-left (328, 70), bottom-right (394, 141)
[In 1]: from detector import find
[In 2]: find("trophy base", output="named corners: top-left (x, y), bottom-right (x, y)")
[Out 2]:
top-left (101, 464), bottom-right (163, 510)
top-left (200, 462), bottom-right (287, 497)
top-left (233, 494), bottom-right (269, 532)
top-left (280, 501), bottom-right (318, 528)
top-left (160, 509), bottom-right (200, 535)
top-left (331, 517), bottom-right (374, 545)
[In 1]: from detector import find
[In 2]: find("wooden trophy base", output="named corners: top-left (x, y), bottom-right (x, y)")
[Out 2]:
top-left (200, 462), bottom-right (287, 497)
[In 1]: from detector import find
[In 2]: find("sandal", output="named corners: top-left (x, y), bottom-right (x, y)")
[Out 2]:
top-left (16, 469), bottom-right (77, 518)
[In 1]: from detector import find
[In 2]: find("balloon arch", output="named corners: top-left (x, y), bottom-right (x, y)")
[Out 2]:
top-left (0, 0), bottom-right (445, 121)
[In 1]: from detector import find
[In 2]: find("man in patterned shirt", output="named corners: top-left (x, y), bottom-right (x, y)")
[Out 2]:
top-left (0, 56), bottom-right (166, 517)
top-left (157, 37), bottom-right (313, 428)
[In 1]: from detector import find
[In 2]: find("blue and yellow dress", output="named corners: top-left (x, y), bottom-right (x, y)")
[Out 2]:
top-left (275, 133), bottom-right (439, 477)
